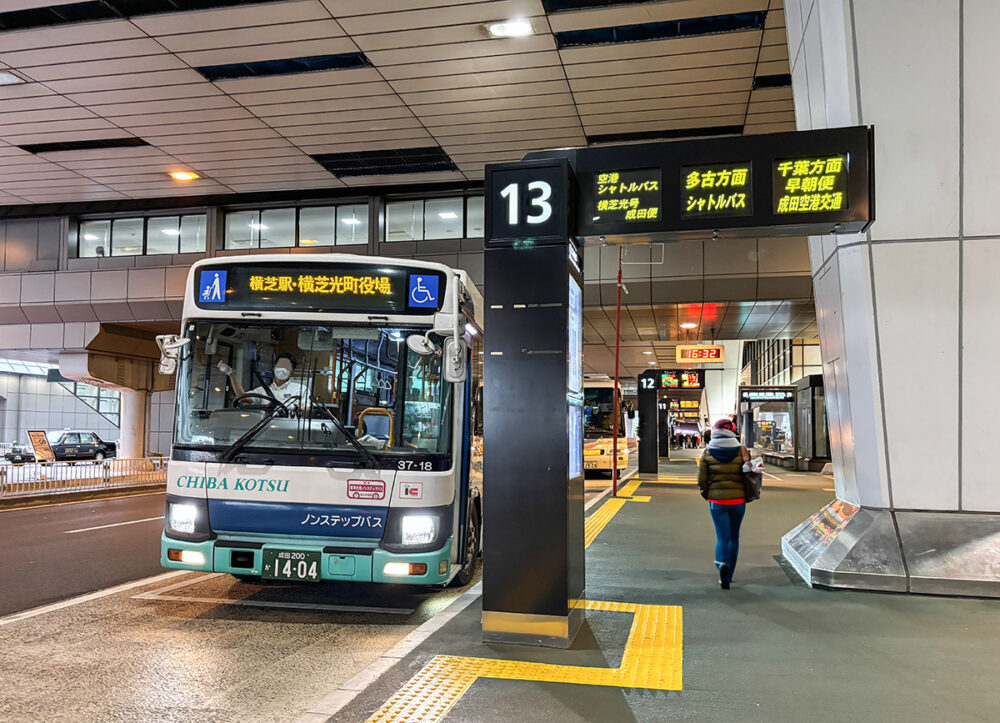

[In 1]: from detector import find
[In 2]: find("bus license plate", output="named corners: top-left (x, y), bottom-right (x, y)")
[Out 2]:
top-left (262, 550), bottom-right (321, 581)
top-left (584, 461), bottom-right (598, 470)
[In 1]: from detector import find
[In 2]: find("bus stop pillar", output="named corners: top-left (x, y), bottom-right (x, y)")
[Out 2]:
top-left (637, 370), bottom-right (659, 477)
top-left (119, 390), bottom-right (147, 459)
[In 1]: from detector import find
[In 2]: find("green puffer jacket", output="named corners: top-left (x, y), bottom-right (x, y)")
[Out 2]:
top-left (697, 448), bottom-right (748, 501)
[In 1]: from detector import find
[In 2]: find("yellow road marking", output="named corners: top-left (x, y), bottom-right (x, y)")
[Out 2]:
top-left (366, 601), bottom-right (683, 723)
top-left (630, 495), bottom-right (651, 502)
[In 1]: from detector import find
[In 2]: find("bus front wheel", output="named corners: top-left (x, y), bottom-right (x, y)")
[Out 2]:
top-left (451, 506), bottom-right (480, 587)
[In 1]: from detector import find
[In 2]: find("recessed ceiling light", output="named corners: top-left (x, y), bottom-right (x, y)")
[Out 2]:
top-left (648, 361), bottom-right (656, 365)
top-left (643, 351), bottom-right (653, 355)
top-left (0, 71), bottom-right (24, 85)
top-left (169, 170), bottom-right (199, 181)
top-left (249, 222), bottom-right (268, 230)
top-left (342, 217), bottom-right (361, 225)
top-left (487, 18), bottom-right (533, 38)
top-left (161, 229), bottom-right (180, 236)
top-left (299, 239), bottom-right (318, 245)
top-left (83, 234), bottom-right (99, 241)
top-left (438, 211), bottom-right (459, 219)
top-left (680, 322), bottom-right (698, 329)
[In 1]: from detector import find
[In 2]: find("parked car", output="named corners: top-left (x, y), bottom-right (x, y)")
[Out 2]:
top-left (3, 431), bottom-right (117, 464)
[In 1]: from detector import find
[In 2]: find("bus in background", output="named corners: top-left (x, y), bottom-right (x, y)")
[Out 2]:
top-left (155, 255), bottom-right (483, 587)
top-left (583, 375), bottom-right (628, 475)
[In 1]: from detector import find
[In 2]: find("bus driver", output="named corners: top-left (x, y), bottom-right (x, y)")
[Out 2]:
top-left (218, 352), bottom-right (307, 411)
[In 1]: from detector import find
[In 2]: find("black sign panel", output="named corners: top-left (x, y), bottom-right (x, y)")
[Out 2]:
top-left (484, 158), bottom-right (571, 247)
top-left (519, 125), bottom-right (874, 241)
top-left (593, 168), bottom-right (661, 223)
top-left (192, 261), bottom-right (446, 314)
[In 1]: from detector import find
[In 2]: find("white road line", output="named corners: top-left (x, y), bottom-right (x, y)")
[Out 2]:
top-left (763, 471), bottom-right (783, 481)
top-left (295, 581), bottom-right (483, 723)
top-left (0, 570), bottom-right (189, 627)
top-left (64, 516), bottom-right (164, 534)
top-left (0, 489), bottom-right (166, 513)
top-left (134, 593), bottom-right (414, 615)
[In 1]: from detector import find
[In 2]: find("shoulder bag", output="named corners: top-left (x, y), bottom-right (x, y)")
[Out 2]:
top-left (741, 447), bottom-right (763, 502)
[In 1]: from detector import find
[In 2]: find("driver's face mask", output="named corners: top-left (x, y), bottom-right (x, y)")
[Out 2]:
top-left (274, 363), bottom-right (292, 381)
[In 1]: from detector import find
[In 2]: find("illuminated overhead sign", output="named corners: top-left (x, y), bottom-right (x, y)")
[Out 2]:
top-left (680, 400), bottom-right (699, 409)
top-left (740, 387), bottom-right (795, 402)
top-left (773, 154), bottom-right (848, 214)
top-left (485, 126), bottom-right (873, 246)
top-left (193, 262), bottom-right (445, 314)
top-left (681, 163), bottom-right (751, 218)
top-left (660, 369), bottom-right (705, 389)
top-left (594, 168), bottom-right (661, 223)
top-left (676, 344), bottom-right (725, 362)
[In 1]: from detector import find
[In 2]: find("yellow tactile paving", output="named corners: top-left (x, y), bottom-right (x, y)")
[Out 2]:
top-left (366, 477), bottom-right (686, 723)
top-left (366, 601), bottom-right (683, 723)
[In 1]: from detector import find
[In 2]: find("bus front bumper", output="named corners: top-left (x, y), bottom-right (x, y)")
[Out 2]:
top-left (161, 533), bottom-right (455, 585)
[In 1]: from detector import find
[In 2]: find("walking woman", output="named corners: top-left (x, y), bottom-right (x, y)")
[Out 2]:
top-left (697, 418), bottom-right (748, 589)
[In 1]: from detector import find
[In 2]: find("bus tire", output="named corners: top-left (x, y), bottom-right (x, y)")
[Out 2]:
top-left (450, 506), bottom-right (480, 587)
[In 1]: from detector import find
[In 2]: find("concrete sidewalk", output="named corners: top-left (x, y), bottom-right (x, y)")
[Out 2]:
top-left (325, 459), bottom-right (1000, 722)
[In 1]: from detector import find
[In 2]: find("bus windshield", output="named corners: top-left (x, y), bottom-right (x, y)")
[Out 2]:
top-left (174, 320), bottom-right (452, 461)
top-left (583, 386), bottom-right (622, 439)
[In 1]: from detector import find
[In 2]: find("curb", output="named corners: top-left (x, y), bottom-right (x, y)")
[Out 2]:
top-left (0, 484), bottom-right (166, 510)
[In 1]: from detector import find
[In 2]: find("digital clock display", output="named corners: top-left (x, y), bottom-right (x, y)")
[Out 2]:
top-left (676, 345), bottom-right (725, 363)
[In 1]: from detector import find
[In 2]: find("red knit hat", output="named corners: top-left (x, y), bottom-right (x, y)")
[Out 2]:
top-left (714, 418), bottom-right (736, 431)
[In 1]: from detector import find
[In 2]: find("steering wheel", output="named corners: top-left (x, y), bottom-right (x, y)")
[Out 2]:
top-left (233, 393), bottom-right (290, 417)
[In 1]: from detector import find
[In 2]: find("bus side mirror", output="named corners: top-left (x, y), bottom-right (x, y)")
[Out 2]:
top-left (443, 337), bottom-right (467, 383)
top-left (156, 334), bottom-right (190, 375)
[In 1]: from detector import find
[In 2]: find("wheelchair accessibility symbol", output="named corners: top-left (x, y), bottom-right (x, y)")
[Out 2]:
top-left (408, 274), bottom-right (439, 309)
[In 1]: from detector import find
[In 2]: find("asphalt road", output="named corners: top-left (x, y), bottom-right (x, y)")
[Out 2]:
top-left (0, 492), bottom-right (166, 617)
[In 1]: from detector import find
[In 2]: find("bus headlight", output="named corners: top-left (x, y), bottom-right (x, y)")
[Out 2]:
top-left (164, 494), bottom-right (211, 541)
top-left (168, 502), bottom-right (198, 535)
top-left (401, 515), bottom-right (436, 545)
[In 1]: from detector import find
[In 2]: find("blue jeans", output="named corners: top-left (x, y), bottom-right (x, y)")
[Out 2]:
top-left (709, 502), bottom-right (746, 581)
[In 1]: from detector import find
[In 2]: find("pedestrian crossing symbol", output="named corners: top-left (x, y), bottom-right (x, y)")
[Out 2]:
top-left (199, 270), bottom-right (227, 303)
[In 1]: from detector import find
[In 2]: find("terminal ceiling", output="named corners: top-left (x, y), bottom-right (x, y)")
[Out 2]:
top-left (0, 0), bottom-right (793, 205)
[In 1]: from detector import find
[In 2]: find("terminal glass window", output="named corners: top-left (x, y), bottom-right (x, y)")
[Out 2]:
top-left (146, 216), bottom-right (181, 255)
top-left (466, 196), bottom-right (484, 237)
top-left (226, 210), bottom-right (259, 249)
top-left (386, 200), bottom-right (423, 241)
top-left (173, 321), bottom-right (453, 463)
top-left (79, 220), bottom-right (111, 257)
top-left (424, 197), bottom-right (464, 239)
top-left (180, 215), bottom-right (206, 253)
top-left (259, 208), bottom-right (295, 248)
top-left (298, 207), bottom-right (336, 246)
top-left (111, 218), bottom-right (143, 256)
top-left (336, 204), bottom-right (367, 244)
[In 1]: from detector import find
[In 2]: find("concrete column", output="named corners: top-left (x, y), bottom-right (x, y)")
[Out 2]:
top-left (119, 390), bottom-right (147, 459)
top-left (781, 0), bottom-right (1000, 596)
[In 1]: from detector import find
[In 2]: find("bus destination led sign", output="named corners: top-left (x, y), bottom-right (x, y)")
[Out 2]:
top-left (773, 154), bottom-right (848, 214)
top-left (681, 163), bottom-right (752, 218)
top-left (660, 370), bottom-right (705, 389)
top-left (194, 262), bottom-right (445, 314)
top-left (594, 168), bottom-right (661, 223)
top-left (676, 344), bottom-right (725, 362)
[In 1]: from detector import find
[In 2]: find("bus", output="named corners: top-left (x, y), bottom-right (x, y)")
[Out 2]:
top-left (583, 375), bottom-right (628, 475)
top-left (155, 254), bottom-right (484, 587)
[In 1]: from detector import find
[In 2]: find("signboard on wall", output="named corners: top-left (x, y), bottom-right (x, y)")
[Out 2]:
top-left (740, 387), bottom-right (796, 403)
top-left (27, 430), bottom-right (55, 462)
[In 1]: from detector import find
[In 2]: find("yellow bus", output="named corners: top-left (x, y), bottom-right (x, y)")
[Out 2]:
top-left (583, 376), bottom-right (628, 475)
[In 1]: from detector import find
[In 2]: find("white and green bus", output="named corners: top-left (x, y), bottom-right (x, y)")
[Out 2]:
top-left (155, 254), bottom-right (483, 586)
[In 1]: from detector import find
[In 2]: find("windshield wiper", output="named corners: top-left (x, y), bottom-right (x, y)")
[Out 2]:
top-left (218, 401), bottom-right (284, 463)
top-left (309, 395), bottom-right (379, 469)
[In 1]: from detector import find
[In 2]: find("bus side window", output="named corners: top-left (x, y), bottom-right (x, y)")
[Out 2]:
top-left (471, 334), bottom-right (483, 436)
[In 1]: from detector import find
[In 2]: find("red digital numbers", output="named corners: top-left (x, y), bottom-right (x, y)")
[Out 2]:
top-left (682, 347), bottom-right (720, 359)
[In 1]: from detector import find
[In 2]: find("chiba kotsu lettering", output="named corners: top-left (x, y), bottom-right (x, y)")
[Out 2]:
top-left (174, 476), bottom-right (289, 493)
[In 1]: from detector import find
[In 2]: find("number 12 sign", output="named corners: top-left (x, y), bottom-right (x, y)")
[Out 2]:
top-left (485, 158), bottom-right (571, 247)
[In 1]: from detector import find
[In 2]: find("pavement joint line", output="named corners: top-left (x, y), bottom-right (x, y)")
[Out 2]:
top-left (293, 581), bottom-right (483, 723)
top-left (0, 570), bottom-right (189, 626)
top-left (763, 471), bottom-right (783, 480)
top-left (64, 515), bottom-right (164, 534)
top-left (131, 572), bottom-right (221, 597)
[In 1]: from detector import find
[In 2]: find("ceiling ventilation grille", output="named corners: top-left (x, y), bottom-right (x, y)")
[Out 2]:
top-left (196, 53), bottom-right (371, 81)
top-left (542, 0), bottom-right (658, 12)
top-left (17, 137), bottom-right (150, 154)
top-left (752, 73), bottom-right (793, 90)
top-left (310, 147), bottom-right (459, 178)
top-left (0, 0), bottom-right (285, 31)
top-left (587, 126), bottom-right (744, 145)
top-left (554, 11), bottom-right (768, 48)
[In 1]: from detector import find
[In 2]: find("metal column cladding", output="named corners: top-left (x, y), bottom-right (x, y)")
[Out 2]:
top-left (482, 158), bottom-right (585, 647)
top-left (638, 371), bottom-right (659, 475)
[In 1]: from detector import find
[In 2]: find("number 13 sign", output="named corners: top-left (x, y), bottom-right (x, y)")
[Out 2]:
top-left (485, 158), bottom-right (572, 247)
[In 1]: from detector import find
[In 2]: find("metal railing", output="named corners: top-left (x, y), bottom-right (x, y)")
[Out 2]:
top-left (0, 457), bottom-right (167, 500)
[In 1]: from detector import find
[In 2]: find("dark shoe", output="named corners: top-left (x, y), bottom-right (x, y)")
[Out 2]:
top-left (719, 564), bottom-right (730, 589)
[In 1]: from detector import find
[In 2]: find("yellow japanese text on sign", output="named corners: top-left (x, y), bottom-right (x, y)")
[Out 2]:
top-left (248, 274), bottom-right (393, 295)
top-left (773, 155), bottom-right (848, 213)
top-left (594, 168), bottom-right (661, 222)
top-left (681, 163), bottom-right (753, 218)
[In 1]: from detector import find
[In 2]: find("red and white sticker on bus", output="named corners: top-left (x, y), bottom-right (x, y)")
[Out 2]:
top-left (347, 480), bottom-right (386, 500)
top-left (400, 482), bottom-right (423, 500)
